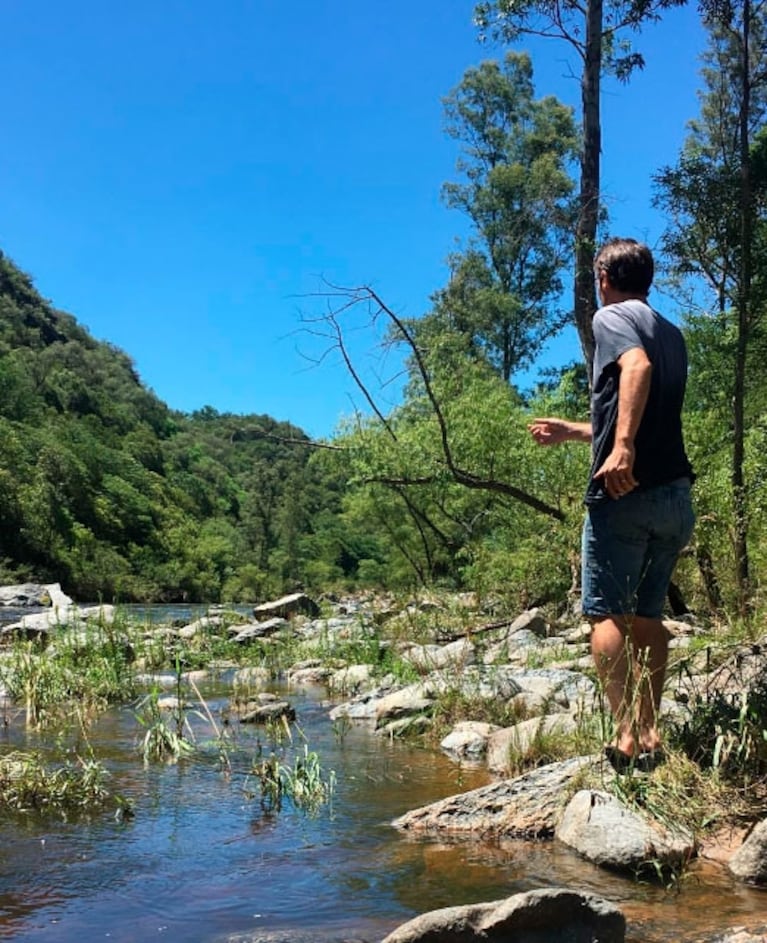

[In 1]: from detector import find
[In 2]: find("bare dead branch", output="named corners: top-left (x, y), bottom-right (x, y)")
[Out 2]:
top-left (301, 280), bottom-right (566, 522)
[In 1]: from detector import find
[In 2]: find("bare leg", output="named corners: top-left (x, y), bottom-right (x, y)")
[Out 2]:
top-left (590, 617), bottom-right (637, 757)
top-left (630, 616), bottom-right (668, 754)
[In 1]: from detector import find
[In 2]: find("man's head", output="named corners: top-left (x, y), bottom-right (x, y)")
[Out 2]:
top-left (594, 238), bottom-right (654, 302)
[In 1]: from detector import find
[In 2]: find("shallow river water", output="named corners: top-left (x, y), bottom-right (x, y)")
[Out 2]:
top-left (0, 608), bottom-right (765, 942)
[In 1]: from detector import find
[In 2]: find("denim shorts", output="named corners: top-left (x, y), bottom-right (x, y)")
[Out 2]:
top-left (581, 478), bottom-right (695, 619)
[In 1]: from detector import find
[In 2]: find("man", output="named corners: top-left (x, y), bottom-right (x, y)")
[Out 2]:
top-left (529, 238), bottom-right (695, 765)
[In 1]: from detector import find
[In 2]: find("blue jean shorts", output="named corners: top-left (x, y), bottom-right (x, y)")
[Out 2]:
top-left (581, 478), bottom-right (695, 619)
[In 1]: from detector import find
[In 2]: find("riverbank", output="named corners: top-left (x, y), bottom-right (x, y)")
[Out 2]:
top-left (0, 587), bottom-right (765, 941)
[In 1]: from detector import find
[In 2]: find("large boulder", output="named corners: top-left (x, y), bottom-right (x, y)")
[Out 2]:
top-left (556, 789), bottom-right (695, 876)
top-left (392, 756), bottom-right (595, 838)
top-left (0, 583), bottom-right (71, 607)
top-left (380, 887), bottom-right (625, 943)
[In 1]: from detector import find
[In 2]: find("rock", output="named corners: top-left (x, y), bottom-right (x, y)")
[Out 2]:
top-left (710, 929), bottom-right (767, 943)
top-left (564, 622), bottom-right (592, 644)
top-left (377, 715), bottom-right (433, 739)
top-left (253, 593), bottom-right (320, 620)
top-left (328, 663), bottom-right (374, 695)
top-left (729, 818), bottom-right (767, 884)
top-left (329, 681), bottom-right (432, 722)
top-left (230, 618), bottom-right (287, 643)
top-left (392, 756), bottom-right (594, 838)
top-left (508, 608), bottom-right (549, 639)
top-left (135, 673), bottom-right (178, 689)
top-left (374, 685), bottom-right (434, 727)
top-left (440, 721), bottom-right (501, 762)
top-left (556, 789), bottom-right (695, 876)
top-left (235, 694), bottom-right (296, 724)
top-left (510, 668), bottom-right (596, 711)
top-left (288, 665), bottom-right (333, 686)
top-left (427, 665), bottom-right (522, 701)
top-left (486, 714), bottom-right (578, 774)
top-left (401, 638), bottom-right (476, 672)
top-left (177, 616), bottom-right (224, 640)
top-left (2, 603), bottom-right (117, 640)
top-left (380, 887), bottom-right (626, 943)
top-left (507, 630), bottom-right (548, 660)
top-left (0, 582), bottom-right (68, 607)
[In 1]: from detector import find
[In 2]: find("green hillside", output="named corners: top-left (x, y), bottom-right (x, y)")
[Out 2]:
top-left (0, 251), bottom-right (359, 602)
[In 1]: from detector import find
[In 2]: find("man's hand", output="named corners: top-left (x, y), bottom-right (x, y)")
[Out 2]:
top-left (594, 446), bottom-right (638, 499)
top-left (528, 417), bottom-right (592, 446)
top-left (592, 346), bottom-right (651, 499)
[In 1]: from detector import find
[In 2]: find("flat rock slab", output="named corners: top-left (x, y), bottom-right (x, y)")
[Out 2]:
top-left (392, 756), bottom-right (595, 838)
top-left (253, 593), bottom-right (320, 620)
top-left (380, 887), bottom-right (625, 943)
top-left (230, 618), bottom-right (287, 643)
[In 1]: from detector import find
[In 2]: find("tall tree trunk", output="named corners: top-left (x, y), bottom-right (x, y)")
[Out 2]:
top-left (574, 0), bottom-right (603, 378)
top-left (733, 0), bottom-right (753, 610)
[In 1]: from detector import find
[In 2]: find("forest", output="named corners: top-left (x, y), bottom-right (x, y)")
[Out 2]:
top-left (1, 0), bottom-right (765, 619)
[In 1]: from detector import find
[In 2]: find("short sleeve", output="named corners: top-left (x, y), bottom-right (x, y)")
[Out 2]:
top-left (593, 306), bottom-right (645, 368)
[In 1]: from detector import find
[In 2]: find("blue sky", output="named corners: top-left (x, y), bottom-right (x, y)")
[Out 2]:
top-left (1, 1), bottom-right (705, 438)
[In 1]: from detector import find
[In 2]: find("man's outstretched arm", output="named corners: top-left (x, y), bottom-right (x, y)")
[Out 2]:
top-left (528, 417), bottom-right (592, 446)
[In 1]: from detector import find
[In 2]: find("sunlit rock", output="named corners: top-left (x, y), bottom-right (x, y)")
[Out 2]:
top-left (729, 818), bottom-right (767, 884)
top-left (253, 592), bottom-right (320, 620)
top-left (392, 756), bottom-right (594, 838)
top-left (440, 721), bottom-right (500, 762)
top-left (380, 887), bottom-right (625, 943)
top-left (556, 789), bottom-right (695, 875)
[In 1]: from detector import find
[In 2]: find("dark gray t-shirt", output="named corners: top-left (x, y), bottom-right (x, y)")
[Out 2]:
top-left (586, 299), bottom-right (694, 505)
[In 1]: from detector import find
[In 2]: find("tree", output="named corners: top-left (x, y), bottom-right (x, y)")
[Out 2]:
top-left (429, 52), bottom-right (578, 382)
top-left (654, 0), bottom-right (767, 609)
top-left (474, 0), bottom-right (687, 372)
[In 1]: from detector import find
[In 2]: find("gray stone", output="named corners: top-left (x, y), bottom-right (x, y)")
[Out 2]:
top-left (177, 615), bottom-right (224, 640)
top-left (288, 665), bottom-right (333, 686)
top-left (328, 663), bottom-right (374, 695)
top-left (393, 756), bottom-right (594, 838)
top-left (380, 887), bottom-right (625, 943)
top-left (440, 721), bottom-right (500, 762)
top-left (231, 618), bottom-right (287, 643)
top-left (711, 929), bottom-right (767, 943)
top-left (556, 789), bottom-right (695, 875)
top-left (486, 714), bottom-right (578, 774)
top-left (401, 638), bottom-right (476, 672)
top-left (508, 608), bottom-right (549, 639)
top-left (729, 818), bottom-right (767, 884)
top-left (329, 681), bottom-right (431, 723)
top-left (253, 593), bottom-right (320, 620)
top-left (512, 668), bottom-right (596, 708)
top-left (0, 582), bottom-right (70, 607)
top-left (235, 694), bottom-right (296, 724)
top-left (427, 665), bottom-right (522, 701)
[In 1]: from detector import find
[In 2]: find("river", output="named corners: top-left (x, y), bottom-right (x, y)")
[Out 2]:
top-left (0, 606), bottom-right (765, 942)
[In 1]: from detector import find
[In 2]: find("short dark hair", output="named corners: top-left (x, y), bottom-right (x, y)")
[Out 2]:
top-left (594, 238), bottom-right (654, 294)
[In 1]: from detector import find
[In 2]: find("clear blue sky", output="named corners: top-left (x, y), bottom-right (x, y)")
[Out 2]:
top-left (1, 1), bottom-right (705, 438)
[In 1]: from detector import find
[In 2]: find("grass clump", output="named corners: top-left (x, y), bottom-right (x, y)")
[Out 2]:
top-left (250, 741), bottom-right (335, 814)
top-left (0, 750), bottom-right (113, 816)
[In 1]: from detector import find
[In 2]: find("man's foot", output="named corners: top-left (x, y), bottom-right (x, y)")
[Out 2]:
top-left (604, 744), bottom-right (667, 774)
